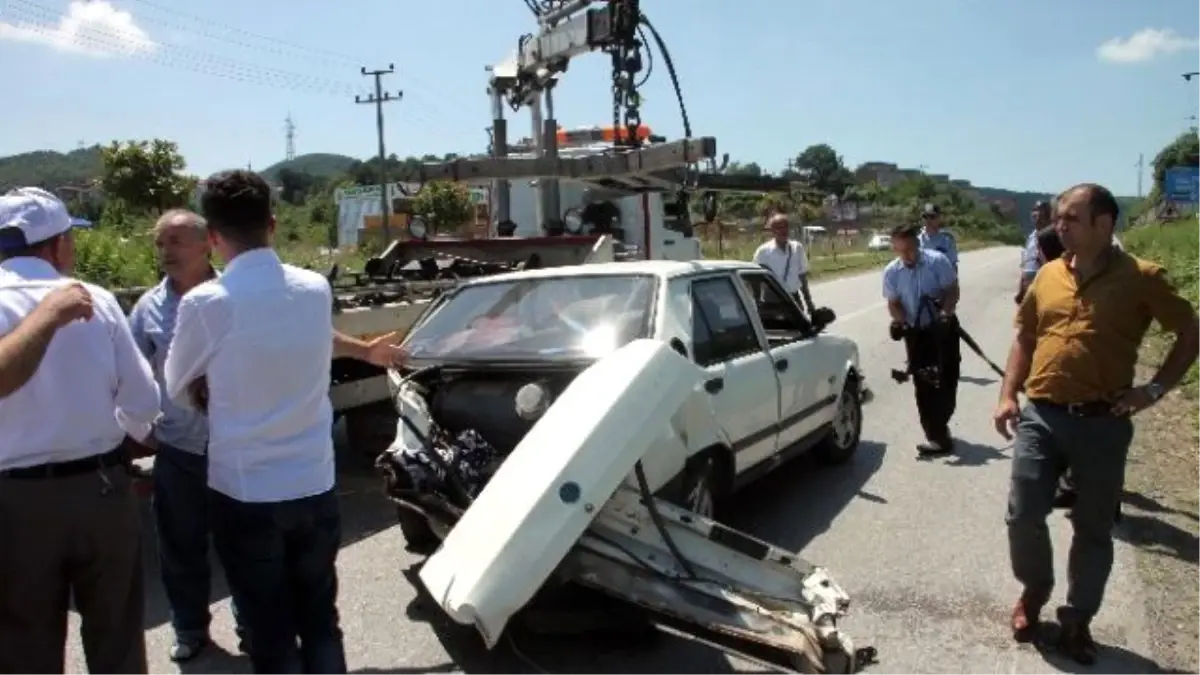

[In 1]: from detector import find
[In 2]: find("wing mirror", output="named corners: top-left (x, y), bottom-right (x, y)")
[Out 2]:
top-left (811, 307), bottom-right (837, 332)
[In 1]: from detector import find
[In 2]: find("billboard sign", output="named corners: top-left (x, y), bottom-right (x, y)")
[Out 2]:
top-left (1164, 166), bottom-right (1199, 204)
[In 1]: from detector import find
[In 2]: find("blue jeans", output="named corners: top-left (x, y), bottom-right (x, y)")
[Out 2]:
top-left (209, 487), bottom-right (346, 674)
top-left (152, 444), bottom-right (247, 645)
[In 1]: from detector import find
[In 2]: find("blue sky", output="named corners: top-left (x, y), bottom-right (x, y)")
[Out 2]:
top-left (2, 0), bottom-right (1198, 196)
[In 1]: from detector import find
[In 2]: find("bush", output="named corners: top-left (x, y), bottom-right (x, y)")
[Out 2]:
top-left (72, 201), bottom-right (367, 290)
top-left (1123, 217), bottom-right (1199, 398)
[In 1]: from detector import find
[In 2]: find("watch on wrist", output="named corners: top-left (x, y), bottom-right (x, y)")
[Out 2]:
top-left (1145, 382), bottom-right (1165, 402)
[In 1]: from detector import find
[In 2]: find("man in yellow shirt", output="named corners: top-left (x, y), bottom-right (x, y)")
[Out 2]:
top-left (993, 183), bottom-right (1198, 665)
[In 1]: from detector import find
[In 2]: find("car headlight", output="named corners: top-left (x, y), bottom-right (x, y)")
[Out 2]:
top-left (563, 208), bottom-right (585, 234)
top-left (408, 216), bottom-right (428, 240)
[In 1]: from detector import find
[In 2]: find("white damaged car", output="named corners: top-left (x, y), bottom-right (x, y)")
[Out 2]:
top-left (376, 260), bottom-right (871, 672)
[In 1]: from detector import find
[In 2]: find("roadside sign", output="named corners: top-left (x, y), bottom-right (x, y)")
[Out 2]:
top-left (1164, 166), bottom-right (1199, 203)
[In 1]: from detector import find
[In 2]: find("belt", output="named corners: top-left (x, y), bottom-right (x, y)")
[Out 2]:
top-left (0, 447), bottom-right (126, 480)
top-left (1030, 399), bottom-right (1116, 418)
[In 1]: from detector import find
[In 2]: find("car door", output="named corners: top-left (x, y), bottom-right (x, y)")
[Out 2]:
top-left (687, 275), bottom-right (782, 473)
top-left (734, 270), bottom-right (829, 450)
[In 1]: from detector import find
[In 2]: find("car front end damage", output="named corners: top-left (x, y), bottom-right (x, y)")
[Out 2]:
top-left (375, 339), bottom-right (876, 672)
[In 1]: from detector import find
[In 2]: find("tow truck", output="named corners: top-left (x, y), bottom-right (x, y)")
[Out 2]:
top-left (359, 1), bottom-right (876, 672)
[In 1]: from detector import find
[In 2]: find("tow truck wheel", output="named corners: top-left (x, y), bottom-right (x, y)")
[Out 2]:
top-left (816, 378), bottom-right (862, 466)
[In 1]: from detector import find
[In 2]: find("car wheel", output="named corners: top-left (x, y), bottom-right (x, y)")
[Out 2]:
top-left (816, 379), bottom-right (862, 465)
top-left (396, 505), bottom-right (439, 553)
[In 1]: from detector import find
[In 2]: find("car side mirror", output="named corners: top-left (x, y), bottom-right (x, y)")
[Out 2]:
top-left (811, 307), bottom-right (836, 332)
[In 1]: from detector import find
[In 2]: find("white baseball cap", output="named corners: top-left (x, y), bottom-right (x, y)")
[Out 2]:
top-left (0, 187), bottom-right (79, 250)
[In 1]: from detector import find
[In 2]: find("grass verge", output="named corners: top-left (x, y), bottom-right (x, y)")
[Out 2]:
top-left (1116, 217), bottom-right (1198, 673)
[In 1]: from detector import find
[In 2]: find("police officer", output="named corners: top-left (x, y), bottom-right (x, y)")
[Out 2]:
top-left (883, 223), bottom-right (961, 455)
top-left (918, 203), bottom-right (958, 269)
top-left (1016, 201), bottom-right (1054, 304)
top-left (0, 188), bottom-right (161, 673)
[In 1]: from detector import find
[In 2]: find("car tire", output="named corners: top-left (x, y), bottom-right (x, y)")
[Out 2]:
top-left (816, 378), bottom-right (862, 465)
top-left (396, 505), bottom-right (439, 553)
top-left (674, 451), bottom-right (727, 521)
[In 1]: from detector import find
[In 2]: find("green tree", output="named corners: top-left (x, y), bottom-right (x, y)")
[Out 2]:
top-left (412, 181), bottom-right (474, 235)
top-left (1152, 130), bottom-right (1199, 193)
top-left (792, 144), bottom-right (854, 199)
top-left (99, 140), bottom-right (195, 214)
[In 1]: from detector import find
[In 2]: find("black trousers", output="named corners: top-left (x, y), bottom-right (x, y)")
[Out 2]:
top-left (908, 319), bottom-right (961, 444)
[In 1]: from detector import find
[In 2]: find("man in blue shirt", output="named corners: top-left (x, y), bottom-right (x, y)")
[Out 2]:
top-left (917, 203), bottom-right (958, 269)
top-left (883, 223), bottom-right (961, 455)
top-left (129, 209), bottom-right (250, 663)
top-left (1016, 201), bottom-right (1053, 304)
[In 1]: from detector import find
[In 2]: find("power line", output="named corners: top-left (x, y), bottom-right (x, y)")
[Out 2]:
top-left (119, 0), bottom-right (479, 125)
top-left (355, 65), bottom-right (403, 241)
top-left (6, 2), bottom-right (363, 96)
top-left (8, 0), bottom-right (463, 130)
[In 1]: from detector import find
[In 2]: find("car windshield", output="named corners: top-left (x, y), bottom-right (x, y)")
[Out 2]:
top-left (402, 274), bottom-right (657, 361)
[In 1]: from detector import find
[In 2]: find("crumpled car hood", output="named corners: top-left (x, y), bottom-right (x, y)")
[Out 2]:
top-left (417, 339), bottom-right (701, 647)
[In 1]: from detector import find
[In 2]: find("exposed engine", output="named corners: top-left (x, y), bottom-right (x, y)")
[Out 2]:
top-left (379, 367), bottom-right (583, 513)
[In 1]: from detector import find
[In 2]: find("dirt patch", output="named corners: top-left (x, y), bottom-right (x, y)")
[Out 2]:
top-left (1122, 371), bottom-right (1199, 674)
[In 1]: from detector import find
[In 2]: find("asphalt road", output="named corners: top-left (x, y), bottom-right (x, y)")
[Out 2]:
top-left (65, 246), bottom-right (1161, 674)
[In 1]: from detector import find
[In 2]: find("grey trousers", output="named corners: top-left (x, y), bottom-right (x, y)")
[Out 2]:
top-left (1005, 401), bottom-right (1133, 622)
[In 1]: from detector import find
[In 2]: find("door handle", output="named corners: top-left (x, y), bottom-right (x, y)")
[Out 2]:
top-left (704, 377), bottom-right (724, 394)
top-left (775, 358), bottom-right (789, 372)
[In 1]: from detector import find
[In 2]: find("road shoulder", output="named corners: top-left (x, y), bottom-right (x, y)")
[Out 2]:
top-left (1122, 370), bottom-right (1199, 674)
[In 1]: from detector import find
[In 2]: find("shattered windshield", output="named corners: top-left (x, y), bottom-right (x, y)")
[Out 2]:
top-left (402, 274), bottom-right (657, 361)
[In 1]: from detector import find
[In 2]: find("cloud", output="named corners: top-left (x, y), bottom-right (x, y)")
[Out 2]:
top-left (1096, 28), bottom-right (1199, 64)
top-left (0, 0), bottom-right (157, 58)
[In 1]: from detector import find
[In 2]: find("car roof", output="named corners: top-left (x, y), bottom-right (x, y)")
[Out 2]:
top-left (459, 259), bottom-right (761, 286)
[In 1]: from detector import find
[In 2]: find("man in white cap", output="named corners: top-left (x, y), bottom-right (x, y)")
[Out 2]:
top-left (0, 187), bottom-right (161, 674)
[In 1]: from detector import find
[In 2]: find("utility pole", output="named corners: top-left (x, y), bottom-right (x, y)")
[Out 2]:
top-left (284, 113), bottom-right (296, 162)
top-left (1135, 153), bottom-right (1144, 199)
top-left (355, 65), bottom-right (402, 241)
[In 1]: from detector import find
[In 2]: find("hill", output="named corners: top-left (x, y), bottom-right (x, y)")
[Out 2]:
top-left (0, 146), bottom-right (104, 193)
top-left (971, 186), bottom-right (1141, 232)
top-left (260, 153), bottom-right (358, 182)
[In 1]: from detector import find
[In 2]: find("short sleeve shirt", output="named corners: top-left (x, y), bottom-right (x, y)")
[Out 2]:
top-left (882, 250), bottom-right (958, 328)
top-left (918, 229), bottom-right (958, 268)
top-left (1016, 250), bottom-right (1196, 403)
top-left (753, 240), bottom-right (809, 294)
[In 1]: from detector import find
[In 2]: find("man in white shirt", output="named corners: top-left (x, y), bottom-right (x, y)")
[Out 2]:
top-left (0, 281), bottom-right (94, 397)
top-left (0, 187), bottom-right (160, 674)
top-left (164, 170), bottom-right (403, 674)
top-left (752, 213), bottom-right (815, 314)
